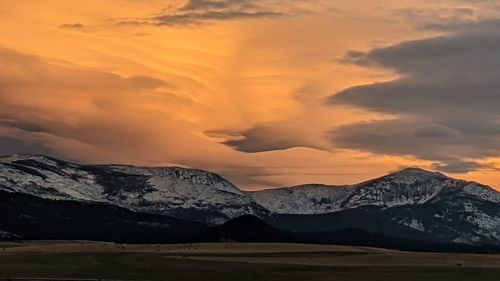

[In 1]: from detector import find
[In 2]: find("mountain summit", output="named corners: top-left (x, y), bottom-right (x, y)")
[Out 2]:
top-left (251, 167), bottom-right (499, 213)
top-left (251, 167), bottom-right (500, 245)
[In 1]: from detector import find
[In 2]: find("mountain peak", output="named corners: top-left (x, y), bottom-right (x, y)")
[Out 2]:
top-left (392, 167), bottom-right (440, 176)
top-left (384, 167), bottom-right (447, 182)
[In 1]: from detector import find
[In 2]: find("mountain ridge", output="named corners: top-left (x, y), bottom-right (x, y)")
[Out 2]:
top-left (251, 167), bottom-right (500, 213)
top-left (0, 154), bottom-right (268, 224)
top-left (1, 154), bottom-right (499, 247)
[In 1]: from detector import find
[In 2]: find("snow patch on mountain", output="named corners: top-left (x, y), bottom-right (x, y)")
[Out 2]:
top-left (250, 167), bottom-right (500, 245)
top-left (250, 168), bottom-right (454, 214)
top-left (341, 168), bottom-right (448, 209)
top-left (462, 183), bottom-right (500, 203)
top-left (249, 184), bottom-right (352, 214)
top-left (0, 230), bottom-right (21, 240)
top-left (462, 202), bottom-right (500, 240)
top-left (399, 218), bottom-right (425, 232)
top-left (0, 155), bottom-right (265, 224)
top-left (0, 156), bottom-right (104, 202)
top-left (2, 155), bottom-right (500, 245)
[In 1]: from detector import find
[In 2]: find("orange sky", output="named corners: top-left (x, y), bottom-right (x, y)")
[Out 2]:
top-left (1, 0), bottom-right (500, 190)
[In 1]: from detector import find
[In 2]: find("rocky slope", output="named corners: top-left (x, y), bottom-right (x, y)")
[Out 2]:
top-left (1, 155), bottom-right (499, 246)
top-left (248, 184), bottom-right (352, 214)
top-left (252, 168), bottom-right (500, 245)
top-left (0, 154), bottom-right (267, 224)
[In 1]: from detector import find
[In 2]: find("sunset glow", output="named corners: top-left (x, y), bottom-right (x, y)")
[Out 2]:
top-left (2, 0), bottom-right (500, 190)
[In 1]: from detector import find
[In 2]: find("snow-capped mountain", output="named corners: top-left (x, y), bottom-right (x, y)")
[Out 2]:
top-left (1, 154), bottom-right (499, 247)
top-left (251, 168), bottom-right (500, 213)
top-left (247, 184), bottom-right (352, 214)
top-left (0, 154), bottom-right (266, 224)
top-left (252, 168), bottom-right (500, 245)
top-left (343, 168), bottom-right (500, 208)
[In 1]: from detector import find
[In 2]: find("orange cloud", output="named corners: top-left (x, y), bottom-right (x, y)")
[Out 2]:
top-left (0, 0), bottom-right (499, 190)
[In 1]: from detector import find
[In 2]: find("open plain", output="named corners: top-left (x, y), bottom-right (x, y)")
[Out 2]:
top-left (0, 242), bottom-right (499, 281)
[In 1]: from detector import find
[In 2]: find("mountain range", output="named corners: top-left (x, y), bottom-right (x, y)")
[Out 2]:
top-left (1, 154), bottom-right (499, 251)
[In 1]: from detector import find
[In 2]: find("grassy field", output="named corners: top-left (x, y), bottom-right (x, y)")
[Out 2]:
top-left (0, 242), bottom-right (499, 281)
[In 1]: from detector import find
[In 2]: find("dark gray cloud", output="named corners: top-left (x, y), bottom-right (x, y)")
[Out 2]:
top-left (211, 125), bottom-right (319, 153)
top-left (395, 6), bottom-right (479, 30)
top-left (394, 3), bottom-right (500, 31)
top-left (60, 23), bottom-right (86, 29)
top-left (59, 23), bottom-right (96, 32)
top-left (328, 22), bottom-right (500, 173)
top-left (431, 161), bottom-right (495, 174)
top-left (180, 0), bottom-right (259, 12)
top-left (152, 10), bottom-right (282, 26)
top-left (122, 0), bottom-right (303, 26)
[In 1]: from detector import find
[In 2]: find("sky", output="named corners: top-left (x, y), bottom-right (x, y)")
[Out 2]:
top-left (1, 0), bottom-right (500, 190)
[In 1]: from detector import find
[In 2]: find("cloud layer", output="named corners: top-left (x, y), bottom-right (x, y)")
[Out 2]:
top-left (4, 0), bottom-right (500, 189)
top-left (328, 22), bottom-right (500, 173)
top-left (124, 0), bottom-right (305, 26)
top-left (0, 47), bottom-right (201, 164)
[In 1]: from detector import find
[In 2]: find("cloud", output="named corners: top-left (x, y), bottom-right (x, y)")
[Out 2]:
top-left (213, 165), bottom-right (285, 187)
top-left (431, 161), bottom-right (494, 174)
top-left (121, 0), bottom-right (306, 26)
top-left (59, 22), bottom-right (96, 32)
top-left (395, 6), bottom-right (479, 30)
top-left (205, 84), bottom-right (334, 154)
top-left (0, 47), bottom-right (202, 164)
top-left (0, 136), bottom-right (52, 157)
top-left (151, 11), bottom-right (282, 26)
top-left (327, 21), bottom-right (500, 172)
top-left (209, 125), bottom-right (322, 153)
top-left (394, 2), bottom-right (500, 31)
top-left (180, 0), bottom-right (252, 11)
top-left (60, 23), bottom-right (86, 29)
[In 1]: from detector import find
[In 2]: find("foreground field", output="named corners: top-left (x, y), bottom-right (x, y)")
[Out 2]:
top-left (0, 242), bottom-right (499, 281)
